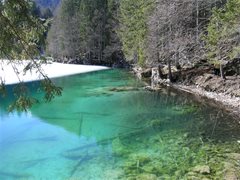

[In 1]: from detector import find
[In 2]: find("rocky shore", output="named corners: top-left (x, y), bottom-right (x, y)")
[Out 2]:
top-left (132, 64), bottom-right (240, 119)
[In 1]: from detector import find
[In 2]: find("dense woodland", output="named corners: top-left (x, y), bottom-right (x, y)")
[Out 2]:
top-left (46, 0), bottom-right (240, 79)
top-left (1, 0), bottom-right (240, 77)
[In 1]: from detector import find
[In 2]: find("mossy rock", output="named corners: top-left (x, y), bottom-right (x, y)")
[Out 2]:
top-left (112, 138), bottom-right (130, 157)
top-left (148, 119), bottom-right (163, 129)
top-left (136, 173), bottom-right (157, 180)
top-left (131, 153), bottom-right (151, 165)
top-left (142, 161), bottom-right (165, 175)
top-left (142, 164), bottom-right (155, 174)
top-left (123, 153), bottom-right (152, 175)
top-left (192, 165), bottom-right (210, 174)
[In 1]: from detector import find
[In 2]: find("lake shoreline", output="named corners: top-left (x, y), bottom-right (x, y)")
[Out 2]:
top-left (132, 67), bottom-right (240, 119)
top-left (0, 60), bottom-right (109, 85)
top-left (172, 84), bottom-right (240, 119)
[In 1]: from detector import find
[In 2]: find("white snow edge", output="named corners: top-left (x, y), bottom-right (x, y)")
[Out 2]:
top-left (0, 60), bottom-right (110, 85)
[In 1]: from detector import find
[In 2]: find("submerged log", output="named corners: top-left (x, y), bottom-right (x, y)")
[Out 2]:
top-left (108, 86), bottom-right (140, 92)
top-left (69, 154), bottom-right (94, 177)
top-left (0, 171), bottom-right (32, 179)
top-left (65, 122), bottom-right (160, 153)
top-left (20, 158), bottom-right (49, 168)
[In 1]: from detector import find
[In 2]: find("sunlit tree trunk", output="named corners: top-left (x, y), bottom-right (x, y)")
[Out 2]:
top-left (220, 63), bottom-right (225, 79)
top-left (168, 60), bottom-right (173, 82)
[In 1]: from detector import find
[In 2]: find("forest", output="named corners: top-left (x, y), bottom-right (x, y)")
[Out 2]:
top-left (47, 0), bottom-right (240, 80)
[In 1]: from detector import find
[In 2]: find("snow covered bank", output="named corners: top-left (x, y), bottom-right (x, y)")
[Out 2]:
top-left (0, 60), bottom-right (109, 85)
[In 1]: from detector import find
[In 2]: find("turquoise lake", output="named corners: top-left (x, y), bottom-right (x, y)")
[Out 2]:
top-left (0, 69), bottom-right (240, 179)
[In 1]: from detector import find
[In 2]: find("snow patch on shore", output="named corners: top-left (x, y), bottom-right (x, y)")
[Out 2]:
top-left (0, 60), bottom-right (109, 85)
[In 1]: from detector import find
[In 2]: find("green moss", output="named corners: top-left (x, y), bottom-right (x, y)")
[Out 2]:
top-left (149, 119), bottom-right (162, 129)
top-left (112, 138), bottom-right (130, 157)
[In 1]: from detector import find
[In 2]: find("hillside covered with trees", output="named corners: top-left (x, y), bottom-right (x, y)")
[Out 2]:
top-left (47, 0), bottom-right (240, 73)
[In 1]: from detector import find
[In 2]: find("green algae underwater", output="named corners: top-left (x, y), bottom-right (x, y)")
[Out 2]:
top-left (0, 69), bottom-right (240, 179)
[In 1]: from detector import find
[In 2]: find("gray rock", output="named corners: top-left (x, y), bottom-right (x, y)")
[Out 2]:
top-left (192, 165), bottom-right (210, 174)
top-left (223, 161), bottom-right (239, 180)
top-left (136, 173), bottom-right (157, 180)
top-left (224, 169), bottom-right (238, 180)
top-left (227, 153), bottom-right (240, 161)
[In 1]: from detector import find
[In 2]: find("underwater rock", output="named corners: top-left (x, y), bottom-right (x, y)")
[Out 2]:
top-left (226, 153), bottom-right (240, 161)
top-left (123, 160), bottom-right (138, 174)
top-left (142, 161), bottom-right (164, 175)
top-left (185, 172), bottom-right (201, 180)
top-left (142, 164), bottom-right (155, 174)
top-left (223, 162), bottom-right (239, 180)
top-left (131, 153), bottom-right (151, 165)
top-left (136, 173), bottom-right (157, 180)
top-left (158, 174), bottom-right (172, 179)
top-left (62, 151), bottom-right (84, 160)
top-left (174, 170), bottom-right (182, 178)
top-left (183, 133), bottom-right (190, 138)
top-left (223, 162), bottom-right (235, 169)
top-left (108, 87), bottom-right (139, 92)
top-left (112, 138), bottom-right (129, 157)
top-left (171, 105), bottom-right (199, 115)
top-left (149, 119), bottom-right (162, 129)
top-left (223, 169), bottom-right (238, 180)
top-left (192, 165), bottom-right (210, 174)
top-left (104, 169), bottom-right (124, 179)
top-left (122, 153), bottom-right (152, 176)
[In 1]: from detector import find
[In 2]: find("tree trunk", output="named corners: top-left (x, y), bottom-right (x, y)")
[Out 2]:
top-left (220, 63), bottom-right (225, 79)
top-left (196, 0), bottom-right (199, 42)
top-left (158, 65), bottom-right (164, 79)
top-left (168, 60), bottom-right (173, 82)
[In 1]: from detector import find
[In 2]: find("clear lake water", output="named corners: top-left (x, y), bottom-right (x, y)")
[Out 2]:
top-left (0, 69), bottom-right (240, 179)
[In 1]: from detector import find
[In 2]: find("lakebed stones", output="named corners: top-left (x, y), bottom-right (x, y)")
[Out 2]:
top-left (171, 104), bottom-right (199, 115)
top-left (112, 138), bottom-right (129, 157)
top-left (226, 153), bottom-right (240, 161)
top-left (149, 119), bottom-right (162, 129)
top-left (223, 162), bottom-right (237, 178)
top-left (136, 173), bottom-right (158, 180)
top-left (131, 153), bottom-right (152, 165)
top-left (192, 165), bottom-right (211, 174)
top-left (222, 159), bottom-right (240, 180)
top-left (223, 169), bottom-right (238, 180)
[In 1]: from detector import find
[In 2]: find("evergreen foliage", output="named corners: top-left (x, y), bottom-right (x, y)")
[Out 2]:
top-left (205, 0), bottom-right (240, 78)
top-left (0, 0), bottom-right (45, 60)
top-left (47, 0), bottom-right (232, 70)
top-left (118, 0), bottom-right (154, 66)
top-left (47, 0), bottom-right (122, 66)
top-left (0, 0), bottom-right (62, 111)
